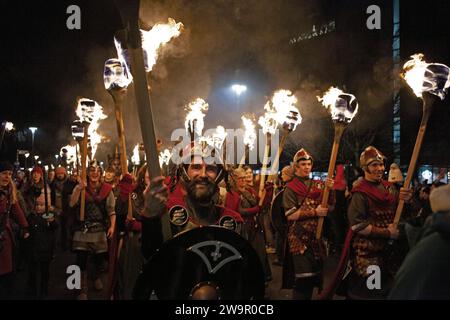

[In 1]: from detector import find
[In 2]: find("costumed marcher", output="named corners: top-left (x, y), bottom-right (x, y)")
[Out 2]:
top-left (226, 167), bottom-right (271, 281)
top-left (0, 162), bottom-right (29, 299)
top-left (270, 165), bottom-right (294, 266)
top-left (134, 143), bottom-right (267, 300)
top-left (50, 166), bottom-right (67, 249)
top-left (388, 183), bottom-right (450, 299)
top-left (139, 143), bottom-right (243, 258)
top-left (69, 160), bottom-right (116, 300)
top-left (282, 148), bottom-right (334, 300)
top-left (26, 196), bottom-right (58, 299)
top-left (346, 146), bottom-right (412, 299)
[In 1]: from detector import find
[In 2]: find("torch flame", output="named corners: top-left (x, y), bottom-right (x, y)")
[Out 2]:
top-left (114, 18), bottom-right (183, 75)
top-left (75, 98), bottom-right (107, 158)
top-left (201, 125), bottom-right (228, 150)
top-left (60, 144), bottom-right (79, 167)
top-left (258, 90), bottom-right (302, 134)
top-left (403, 54), bottom-right (429, 98)
top-left (402, 53), bottom-right (450, 100)
top-left (131, 143), bottom-right (140, 165)
top-left (4, 122), bottom-right (14, 132)
top-left (142, 18), bottom-right (184, 72)
top-left (241, 115), bottom-right (256, 150)
top-left (159, 148), bottom-right (172, 168)
top-left (184, 98), bottom-right (209, 137)
top-left (317, 87), bottom-right (358, 123)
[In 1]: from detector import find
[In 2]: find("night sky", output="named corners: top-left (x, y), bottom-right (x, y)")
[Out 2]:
top-left (1, 0), bottom-right (450, 170)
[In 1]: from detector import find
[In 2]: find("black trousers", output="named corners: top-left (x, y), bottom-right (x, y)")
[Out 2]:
top-left (0, 273), bottom-right (14, 300)
top-left (27, 260), bottom-right (51, 299)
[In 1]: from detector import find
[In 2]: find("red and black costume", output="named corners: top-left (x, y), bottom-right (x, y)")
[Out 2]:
top-left (281, 148), bottom-right (333, 300)
top-left (346, 178), bottom-right (407, 299)
top-left (141, 181), bottom-right (243, 260)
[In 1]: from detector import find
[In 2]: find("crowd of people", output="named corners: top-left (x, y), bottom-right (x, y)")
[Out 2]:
top-left (0, 142), bottom-right (449, 300)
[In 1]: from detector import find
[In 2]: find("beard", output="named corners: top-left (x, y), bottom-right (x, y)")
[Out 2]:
top-left (186, 176), bottom-right (217, 205)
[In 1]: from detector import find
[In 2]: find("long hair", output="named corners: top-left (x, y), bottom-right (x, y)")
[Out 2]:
top-left (1, 176), bottom-right (18, 205)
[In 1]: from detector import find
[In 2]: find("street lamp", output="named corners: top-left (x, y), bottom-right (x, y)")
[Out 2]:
top-left (231, 84), bottom-right (247, 109)
top-left (55, 154), bottom-right (59, 165)
top-left (29, 127), bottom-right (38, 158)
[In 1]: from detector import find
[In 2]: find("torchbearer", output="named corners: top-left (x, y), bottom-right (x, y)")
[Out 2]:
top-left (315, 87), bottom-right (358, 239)
top-left (339, 146), bottom-right (413, 300)
top-left (69, 159), bottom-right (116, 300)
top-left (393, 54), bottom-right (450, 227)
top-left (282, 148), bottom-right (334, 300)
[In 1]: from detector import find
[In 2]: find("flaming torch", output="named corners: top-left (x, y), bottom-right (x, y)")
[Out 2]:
top-left (393, 54), bottom-right (450, 226)
top-left (315, 87), bottom-right (359, 239)
top-left (258, 90), bottom-right (302, 204)
top-left (74, 98), bottom-right (102, 222)
top-left (184, 98), bottom-right (209, 144)
top-left (60, 144), bottom-right (79, 169)
top-left (75, 98), bottom-right (107, 159)
top-left (268, 90), bottom-right (302, 180)
top-left (104, 58), bottom-right (131, 175)
top-left (239, 115), bottom-right (257, 167)
top-left (114, 18), bottom-right (183, 79)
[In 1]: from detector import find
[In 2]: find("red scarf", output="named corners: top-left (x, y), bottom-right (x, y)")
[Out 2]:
top-left (352, 179), bottom-right (396, 205)
top-left (86, 183), bottom-right (112, 203)
top-left (286, 176), bottom-right (322, 200)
